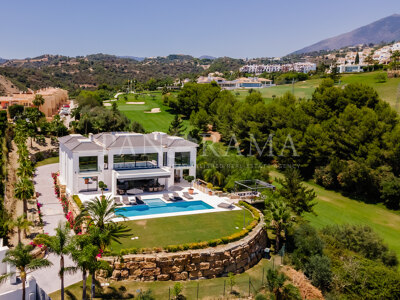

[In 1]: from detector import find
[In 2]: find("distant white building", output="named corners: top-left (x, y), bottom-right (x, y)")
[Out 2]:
top-left (240, 62), bottom-right (316, 74)
top-left (196, 75), bottom-right (273, 89)
top-left (336, 64), bottom-right (365, 73)
top-left (59, 132), bottom-right (198, 197)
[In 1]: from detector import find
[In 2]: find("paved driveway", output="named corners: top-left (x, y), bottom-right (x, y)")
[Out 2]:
top-left (31, 163), bottom-right (82, 294)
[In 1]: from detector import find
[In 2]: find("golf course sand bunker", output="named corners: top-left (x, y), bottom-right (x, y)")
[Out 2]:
top-left (144, 108), bottom-right (161, 113)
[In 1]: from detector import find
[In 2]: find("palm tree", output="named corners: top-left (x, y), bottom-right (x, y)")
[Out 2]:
top-left (203, 167), bottom-right (225, 187)
top-left (264, 195), bottom-right (292, 253)
top-left (6, 214), bottom-right (33, 243)
top-left (17, 159), bottom-right (34, 178)
top-left (32, 94), bottom-right (45, 109)
top-left (14, 177), bottom-right (35, 213)
top-left (35, 222), bottom-right (72, 300)
top-left (1, 243), bottom-right (52, 300)
top-left (266, 269), bottom-right (287, 300)
top-left (78, 195), bottom-right (125, 230)
top-left (67, 233), bottom-right (111, 300)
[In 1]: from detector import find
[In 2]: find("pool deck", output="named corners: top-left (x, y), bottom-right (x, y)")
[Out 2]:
top-left (77, 186), bottom-right (240, 221)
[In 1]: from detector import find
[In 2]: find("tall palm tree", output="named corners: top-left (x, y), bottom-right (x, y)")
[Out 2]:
top-left (14, 177), bottom-right (35, 213)
top-left (35, 222), bottom-right (72, 300)
top-left (264, 195), bottom-right (292, 253)
top-left (67, 233), bottom-right (111, 300)
top-left (6, 214), bottom-right (33, 243)
top-left (1, 243), bottom-right (52, 300)
top-left (32, 94), bottom-right (45, 109)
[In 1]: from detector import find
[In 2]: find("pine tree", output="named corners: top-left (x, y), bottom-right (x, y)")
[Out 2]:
top-left (168, 115), bottom-right (186, 136)
top-left (355, 52), bottom-right (360, 65)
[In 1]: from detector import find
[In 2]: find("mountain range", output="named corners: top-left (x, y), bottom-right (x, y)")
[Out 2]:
top-left (292, 14), bottom-right (400, 54)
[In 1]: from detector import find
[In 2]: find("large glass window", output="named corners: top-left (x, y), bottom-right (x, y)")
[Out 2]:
top-left (79, 156), bottom-right (98, 172)
top-left (113, 153), bottom-right (159, 170)
top-left (175, 152), bottom-right (191, 166)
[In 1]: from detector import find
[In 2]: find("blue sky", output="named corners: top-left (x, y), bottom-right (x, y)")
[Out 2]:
top-left (1, 0), bottom-right (399, 59)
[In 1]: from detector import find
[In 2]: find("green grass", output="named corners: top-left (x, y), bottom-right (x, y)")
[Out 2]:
top-left (339, 72), bottom-right (400, 112)
top-left (234, 72), bottom-right (400, 112)
top-left (35, 156), bottom-right (59, 167)
top-left (111, 210), bottom-right (253, 252)
top-left (49, 258), bottom-right (273, 300)
top-left (110, 92), bottom-right (190, 133)
top-left (234, 78), bottom-right (322, 103)
top-left (270, 170), bottom-right (400, 260)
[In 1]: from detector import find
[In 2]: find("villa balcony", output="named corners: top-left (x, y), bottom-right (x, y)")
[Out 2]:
top-left (113, 161), bottom-right (158, 170)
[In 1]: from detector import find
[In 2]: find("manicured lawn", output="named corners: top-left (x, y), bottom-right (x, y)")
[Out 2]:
top-left (270, 170), bottom-right (400, 260)
top-left (110, 92), bottom-right (191, 133)
top-left (234, 78), bottom-right (322, 102)
top-left (339, 72), bottom-right (400, 112)
top-left (111, 210), bottom-right (253, 252)
top-left (49, 258), bottom-right (273, 300)
top-left (233, 72), bottom-right (400, 112)
top-left (35, 156), bottom-right (59, 167)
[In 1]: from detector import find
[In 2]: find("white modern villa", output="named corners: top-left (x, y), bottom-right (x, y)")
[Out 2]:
top-left (58, 132), bottom-right (198, 196)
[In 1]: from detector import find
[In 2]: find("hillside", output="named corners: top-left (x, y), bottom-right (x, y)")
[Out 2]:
top-left (0, 54), bottom-right (244, 93)
top-left (0, 75), bottom-right (20, 96)
top-left (292, 14), bottom-right (400, 54)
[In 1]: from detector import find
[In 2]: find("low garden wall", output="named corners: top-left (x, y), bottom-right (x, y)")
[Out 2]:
top-left (99, 219), bottom-right (267, 282)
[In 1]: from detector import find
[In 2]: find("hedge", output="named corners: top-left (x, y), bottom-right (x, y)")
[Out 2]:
top-left (108, 202), bottom-right (262, 256)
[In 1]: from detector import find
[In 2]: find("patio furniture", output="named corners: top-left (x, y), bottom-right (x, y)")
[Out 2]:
top-left (170, 192), bottom-right (183, 201)
top-left (126, 188), bottom-right (144, 195)
top-left (183, 192), bottom-right (193, 200)
top-left (114, 197), bottom-right (123, 206)
top-left (218, 202), bottom-right (235, 209)
top-left (135, 196), bottom-right (145, 205)
top-left (122, 196), bottom-right (130, 205)
top-left (163, 193), bottom-right (170, 201)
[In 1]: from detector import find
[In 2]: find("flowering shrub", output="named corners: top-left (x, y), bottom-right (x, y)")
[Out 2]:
top-left (96, 249), bottom-right (104, 258)
top-left (59, 196), bottom-right (69, 215)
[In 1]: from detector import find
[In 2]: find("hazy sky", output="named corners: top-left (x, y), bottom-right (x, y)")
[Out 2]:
top-left (1, 0), bottom-right (400, 59)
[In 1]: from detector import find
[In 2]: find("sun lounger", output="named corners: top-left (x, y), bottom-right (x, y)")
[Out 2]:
top-left (135, 196), bottom-right (145, 205)
top-left (170, 195), bottom-right (183, 202)
top-left (163, 193), bottom-right (170, 201)
top-left (114, 197), bottom-right (123, 206)
top-left (183, 192), bottom-right (193, 200)
top-left (218, 202), bottom-right (235, 209)
top-left (122, 196), bottom-right (130, 205)
top-left (172, 192), bottom-right (180, 197)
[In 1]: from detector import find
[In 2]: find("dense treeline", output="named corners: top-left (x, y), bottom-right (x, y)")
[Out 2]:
top-left (172, 80), bottom-right (400, 209)
top-left (71, 91), bottom-right (145, 134)
top-left (287, 223), bottom-right (400, 299)
top-left (0, 111), bottom-right (10, 241)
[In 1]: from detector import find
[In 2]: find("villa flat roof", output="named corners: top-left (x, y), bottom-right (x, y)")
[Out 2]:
top-left (59, 132), bottom-right (198, 152)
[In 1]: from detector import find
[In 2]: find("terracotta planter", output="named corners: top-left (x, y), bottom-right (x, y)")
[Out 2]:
top-left (84, 178), bottom-right (89, 184)
top-left (208, 191), bottom-right (212, 196)
top-left (188, 188), bottom-right (194, 195)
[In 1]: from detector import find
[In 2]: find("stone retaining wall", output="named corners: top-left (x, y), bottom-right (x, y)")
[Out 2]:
top-left (99, 220), bottom-right (267, 282)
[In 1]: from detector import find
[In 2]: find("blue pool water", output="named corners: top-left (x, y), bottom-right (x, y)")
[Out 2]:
top-left (116, 198), bottom-right (214, 217)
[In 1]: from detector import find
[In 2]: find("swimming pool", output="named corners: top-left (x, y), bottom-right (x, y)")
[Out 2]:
top-left (115, 198), bottom-right (214, 218)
